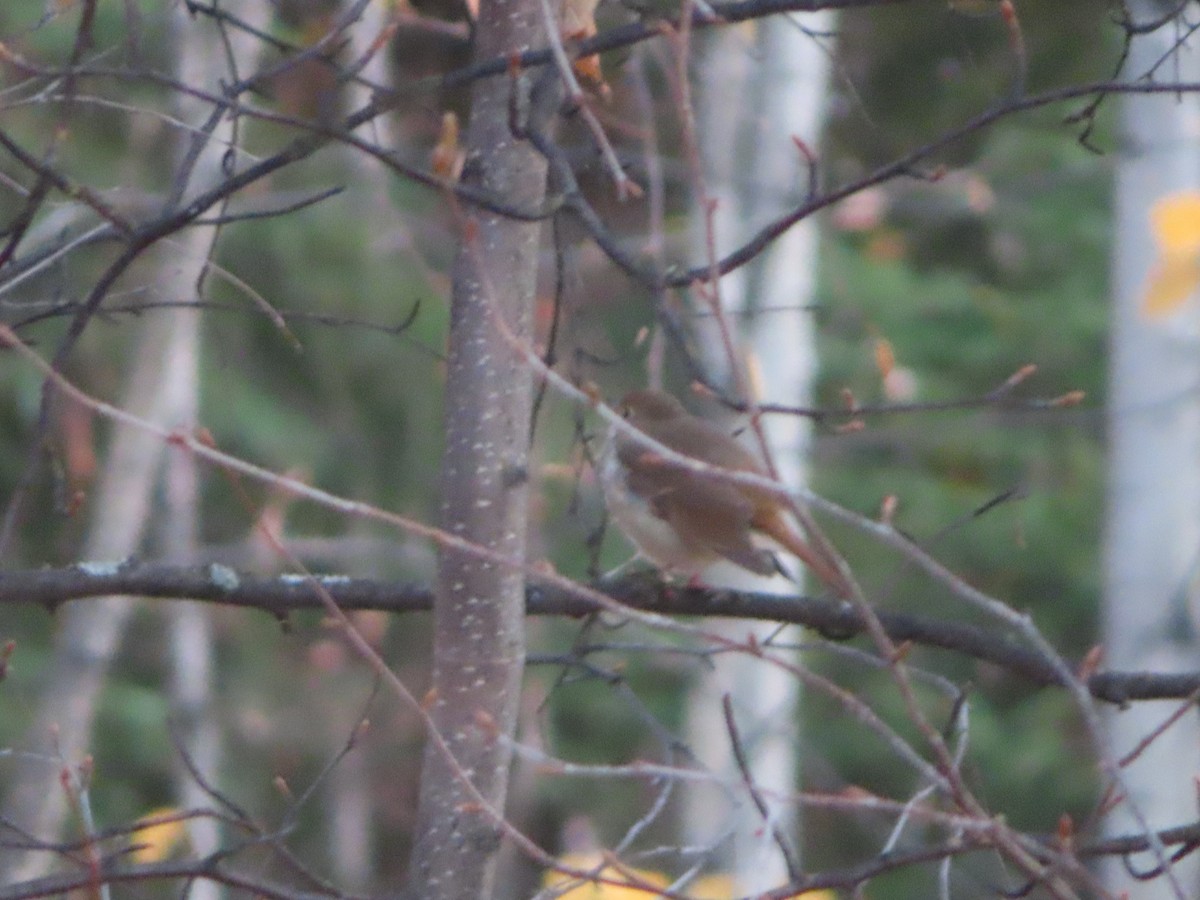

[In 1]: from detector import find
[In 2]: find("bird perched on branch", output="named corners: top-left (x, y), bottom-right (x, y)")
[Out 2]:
top-left (599, 389), bottom-right (847, 595)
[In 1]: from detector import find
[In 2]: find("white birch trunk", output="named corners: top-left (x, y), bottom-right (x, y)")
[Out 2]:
top-left (683, 17), bottom-right (832, 894)
top-left (160, 3), bottom-right (270, 894)
top-left (0, 1), bottom-right (266, 882)
top-left (1104, 4), bottom-right (1200, 897)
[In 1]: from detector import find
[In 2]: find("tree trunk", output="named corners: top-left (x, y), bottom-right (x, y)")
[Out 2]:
top-left (404, 1), bottom-right (550, 895)
top-left (683, 15), bottom-right (832, 894)
top-left (0, 3), bottom-right (268, 884)
top-left (1104, 3), bottom-right (1200, 896)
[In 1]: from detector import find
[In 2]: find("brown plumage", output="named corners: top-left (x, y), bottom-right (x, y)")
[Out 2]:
top-left (601, 389), bottom-right (846, 594)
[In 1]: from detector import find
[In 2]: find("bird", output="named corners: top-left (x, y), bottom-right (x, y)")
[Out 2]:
top-left (599, 389), bottom-right (847, 594)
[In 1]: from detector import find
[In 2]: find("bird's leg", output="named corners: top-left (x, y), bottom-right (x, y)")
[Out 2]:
top-left (770, 554), bottom-right (796, 583)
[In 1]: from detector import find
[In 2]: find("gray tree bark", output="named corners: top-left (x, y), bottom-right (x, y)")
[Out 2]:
top-left (404, 1), bottom-right (551, 896)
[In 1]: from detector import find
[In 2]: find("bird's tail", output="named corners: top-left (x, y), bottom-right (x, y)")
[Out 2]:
top-left (756, 511), bottom-right (851, 599)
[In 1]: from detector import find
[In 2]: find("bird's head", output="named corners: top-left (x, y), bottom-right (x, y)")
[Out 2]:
top-left (619, 389), bottom-right (687, 423)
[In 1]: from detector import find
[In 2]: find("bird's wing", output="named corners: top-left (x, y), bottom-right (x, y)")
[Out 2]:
top-left (666, 483), bottom-right (776, 575)
top-left (648, 416), bottom-right (765, 474)
top-left (624, 454), bottom-right (776, 575)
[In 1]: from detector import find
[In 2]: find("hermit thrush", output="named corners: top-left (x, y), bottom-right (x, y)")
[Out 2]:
top-left (600, 389), bottom-right (845, 594)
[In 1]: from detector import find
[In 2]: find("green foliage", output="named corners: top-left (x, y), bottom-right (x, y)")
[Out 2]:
top-left (201, 186), bottom-right (448, 543)
top-left (816, 117), bottom-right (1110, 646)
top-left (807, 37), bottom-right (1117, 882)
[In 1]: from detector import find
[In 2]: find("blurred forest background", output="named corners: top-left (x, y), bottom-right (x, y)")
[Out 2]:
top-left (0, 0), bottom-right (1163, 897)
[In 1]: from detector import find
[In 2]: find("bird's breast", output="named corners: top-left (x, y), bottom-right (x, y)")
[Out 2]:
top-left (599, 434), bottom-right (716, 575)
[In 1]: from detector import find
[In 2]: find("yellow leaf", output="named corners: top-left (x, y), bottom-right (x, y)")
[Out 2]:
top-left (1143, 253), bottom-right (1200, 318)
top-left (543, 853), bottom-right (669, 899)
top-left (1151, 192), bottom-right (1200, 255)
top-left (688, 873), bottom-right (736, 898)
top-left (686, 873), bottom-right (837, 900)
top-left (130, 807), bottom-right (187, 864)
top-left (1142, 192), bottom-right (1200, 317)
